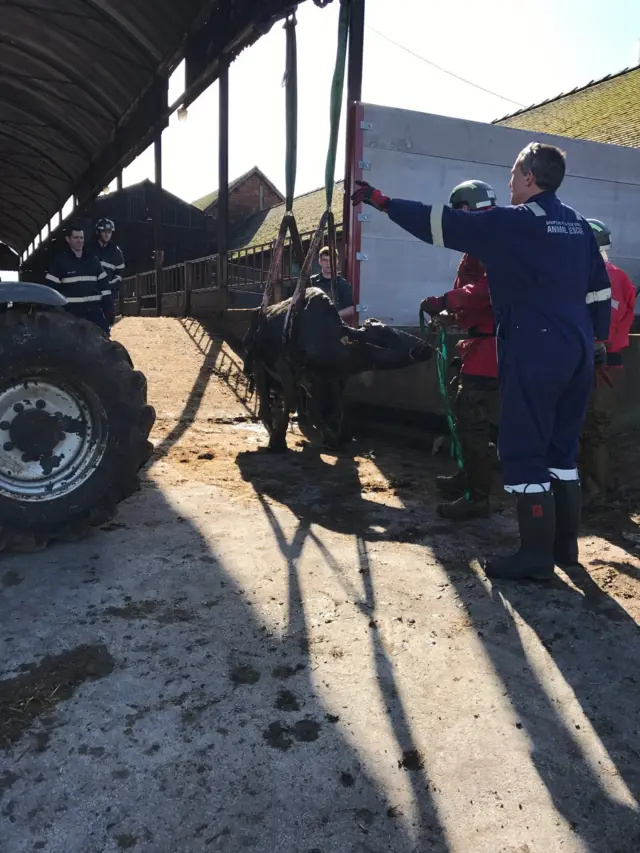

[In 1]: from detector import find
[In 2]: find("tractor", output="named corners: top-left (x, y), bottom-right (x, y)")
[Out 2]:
top-left (0, 283), bottom-right (155, 553)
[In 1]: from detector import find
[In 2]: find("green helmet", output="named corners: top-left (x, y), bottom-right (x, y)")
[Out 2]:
top-left (449, 180), bottom-right (497, 211)
top-left (587, 218), bottom-right (612, 250)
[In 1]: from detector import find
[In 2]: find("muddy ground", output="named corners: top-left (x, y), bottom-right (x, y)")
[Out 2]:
top-left (1, 316), bottom-right (639, 853)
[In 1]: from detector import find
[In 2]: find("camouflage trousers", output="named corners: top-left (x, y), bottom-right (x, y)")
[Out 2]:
top-left (452, 374), bottom-right (501, 497)
top-left (579, 367), bottom-right (623, 493)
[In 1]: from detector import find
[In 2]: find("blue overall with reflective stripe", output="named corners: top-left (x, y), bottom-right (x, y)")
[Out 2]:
top-left (386, 190), bottom-right (611, 489)
top-left (46, 248), bottom-right (112, 335)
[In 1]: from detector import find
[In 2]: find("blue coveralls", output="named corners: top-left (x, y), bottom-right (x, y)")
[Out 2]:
top-left (92, 240), bottom-right (125, 299)
top-left (46, 248), bottom-right (113, 335)
top-left (386, 191), bottom-right (611, 491)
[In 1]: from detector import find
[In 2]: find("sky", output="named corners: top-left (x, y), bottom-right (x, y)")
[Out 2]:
top-left (3, 0), bottom-right (640, 279)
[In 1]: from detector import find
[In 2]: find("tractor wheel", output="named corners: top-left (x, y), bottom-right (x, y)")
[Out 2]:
top-left (0, 310), bottom-right (155, 552)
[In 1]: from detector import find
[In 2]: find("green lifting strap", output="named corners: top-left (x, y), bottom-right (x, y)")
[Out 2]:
top-left (283, 0), bottom-right (352, 341)
top-left (262, 13), bottom-right (305, 312)
top-left (420, 309), bottom-right (468, 491)
top-left (325, 0), bottom-right (351, 212)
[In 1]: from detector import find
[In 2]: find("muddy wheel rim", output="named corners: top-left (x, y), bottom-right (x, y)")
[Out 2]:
top-left (0, 377), bottom-right (107, 502)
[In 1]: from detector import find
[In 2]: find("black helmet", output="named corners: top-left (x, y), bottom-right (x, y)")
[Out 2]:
top-left (449, 180), bottom-right (497, 211)
top-left (96, 217), bottom-right (115, 232)
top-left (587, 218), bottom-right (612, 250)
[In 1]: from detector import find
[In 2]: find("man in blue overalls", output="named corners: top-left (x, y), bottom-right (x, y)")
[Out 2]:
top-left (352, 142), bottom-right (611, 581)
top-left (46, 224), bottom-right (113, 335)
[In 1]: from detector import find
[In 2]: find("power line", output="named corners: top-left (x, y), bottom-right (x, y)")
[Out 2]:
top-left (367, 26), bottom-right (527, 109)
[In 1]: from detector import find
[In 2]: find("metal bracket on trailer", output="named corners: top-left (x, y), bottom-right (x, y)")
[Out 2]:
top-left (355, 252), bottom-right (368, 261)
top-left (359, 121), bottom-right (373, 130)
top-left (357, 213), bottom-right (371, 222)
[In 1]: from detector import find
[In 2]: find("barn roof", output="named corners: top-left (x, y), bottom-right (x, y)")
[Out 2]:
top-left (0, 1), bottom-right (330, 255)
top-left (192, 166), bottom-right (284, 212)
top-left (494, 64), bottom-right (640, 148)
top-left (231, 182), bottom-right (345, 251)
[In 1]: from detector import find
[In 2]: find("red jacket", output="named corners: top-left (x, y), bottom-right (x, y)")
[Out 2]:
top-left (605, 260), bottom-right (636, 365)
top-left (444, 254), bottom-right (497, 378)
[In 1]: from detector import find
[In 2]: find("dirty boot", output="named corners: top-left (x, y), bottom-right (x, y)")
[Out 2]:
top-left (551, 479), bottom-right (581, 567)
top-left (485, 491), bottom-right (555, 581)
top-left (436, 468), bottom-right (467, 498)
top-left (437, 494), bottom-right (490, 520)
top-left (437, 452), bottom-right (491, 520)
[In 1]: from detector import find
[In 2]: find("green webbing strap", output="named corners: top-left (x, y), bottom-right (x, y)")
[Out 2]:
top-left (262, 14), bottom-right (304, 313)
top-left (324, 0), bottom-right (351, 212)
top-left (436, 325), bottom-right (466, 474)
top-left (419, 309), bottom-right (467, 480)
top-left (283, 0), bottom-right (351, 340)
top-left (284, 14), bottom-right (298, 213)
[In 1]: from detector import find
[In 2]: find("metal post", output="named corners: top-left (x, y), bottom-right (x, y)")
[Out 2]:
top-left (153, 131), bottom-right (163, 316)
top-left (217, 58), bottom-right (229, 305)
top-left (342, 0), bottom-right (365, 284)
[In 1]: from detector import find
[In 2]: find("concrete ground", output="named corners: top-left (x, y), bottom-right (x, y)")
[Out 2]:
top-left (1, 317), bottom-right (639, 853)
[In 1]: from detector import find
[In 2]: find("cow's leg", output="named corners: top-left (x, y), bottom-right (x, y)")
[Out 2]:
top-left (303, 377), bottom-right (344, 450)
top-left (254, 363), bottom-right (274, 440)
top-left (268, 359), bottom-right (294, 452)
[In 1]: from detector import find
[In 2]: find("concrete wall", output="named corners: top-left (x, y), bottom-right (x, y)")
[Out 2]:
top-left (355, 106), bottom-right (640, 326)
top-left (345, 330), bottom-right (640, 434)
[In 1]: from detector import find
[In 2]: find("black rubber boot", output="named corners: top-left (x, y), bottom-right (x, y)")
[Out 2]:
top-left (485, 491), bottom-right (555, 581)
top-left (437, 494), bottom-right (490, 520)
top-left (436, 468), bottom-right (467, 498)
top-left (551, 479), bottom-right (581, 567)
top-left (438, 452), bottom-right (492, 520)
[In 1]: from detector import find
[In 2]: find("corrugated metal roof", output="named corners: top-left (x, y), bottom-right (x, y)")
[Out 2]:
top-left (494, 65), bottom-right (640, 148)
top-left (0, 1), bottom-right (331, 255)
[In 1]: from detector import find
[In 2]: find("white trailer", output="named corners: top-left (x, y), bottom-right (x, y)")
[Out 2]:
top-left (345, 105), bottom-right (640, 327)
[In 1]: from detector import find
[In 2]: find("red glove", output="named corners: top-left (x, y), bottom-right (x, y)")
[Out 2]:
top-left (420, 296), bottom-right (445, 315)
top-left (351, 180), bottom-right (390, 212)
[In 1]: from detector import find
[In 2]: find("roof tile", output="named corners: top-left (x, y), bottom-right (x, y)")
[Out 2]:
top-left (494, 65), bottom-right (640, 148)
top-left (230, 182), bottom-right (345, 252)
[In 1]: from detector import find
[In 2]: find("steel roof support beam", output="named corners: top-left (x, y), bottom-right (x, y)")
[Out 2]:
top-left (342, 0), bottom-right (365, 289)
top-left (153, 126), bottom-right (164, 316)
top-left (217, 57), bottom-right (230, 302)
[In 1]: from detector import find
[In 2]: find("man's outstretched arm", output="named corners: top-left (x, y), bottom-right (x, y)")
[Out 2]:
top-left (351, 180), bottom-right (507, 263)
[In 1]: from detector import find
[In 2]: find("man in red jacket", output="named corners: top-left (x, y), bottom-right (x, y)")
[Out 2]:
top-left (581, 219), bottom-right (636, 501)
top-left (421, 181), bottom-right (500, 520)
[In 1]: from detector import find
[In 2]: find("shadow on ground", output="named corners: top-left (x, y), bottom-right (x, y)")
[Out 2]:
top-left (0, 474), bottom-right (437, 853)
top-left (238, 433), bottom-right (640, 853)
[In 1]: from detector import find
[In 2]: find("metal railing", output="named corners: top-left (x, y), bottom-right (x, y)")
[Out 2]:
top-left (119, 226), bottom-right (338, 315)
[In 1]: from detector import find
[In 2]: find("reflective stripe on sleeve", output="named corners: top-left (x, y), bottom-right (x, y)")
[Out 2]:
top-left (430, 204), bottom-right (445, 247)
top-left (60, 275), bottom-right (99, 284)
top-left (101, 261), bottom-right (117, 270)
top-left (101, 290), bottom-right (112, 297)
top-left (45, 273), bottom-right (61, 284)
top-left (585, 288), bottom-right (611, 304)
top-left (65, 294), bottom-right (104, 303)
